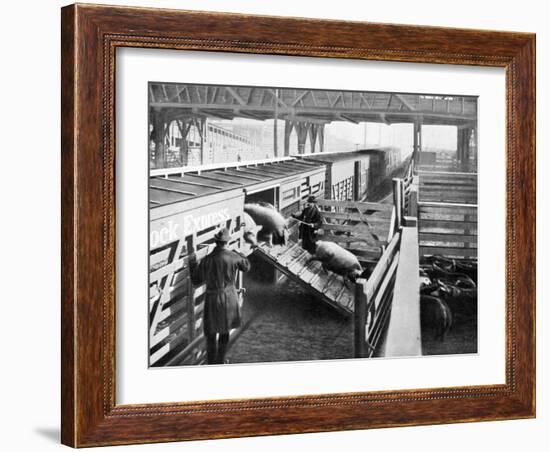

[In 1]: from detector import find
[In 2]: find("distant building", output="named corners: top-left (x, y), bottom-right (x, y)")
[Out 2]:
top-left (159, 119), bottom-right (257, 167)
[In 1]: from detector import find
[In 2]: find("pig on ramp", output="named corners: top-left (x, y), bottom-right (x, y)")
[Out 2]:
top-left (309, 241), bottom-right (363, 283)
top-left (241, 212), bottom-right (259, 248)
top-left (244, 203), bottom-right (288, 246)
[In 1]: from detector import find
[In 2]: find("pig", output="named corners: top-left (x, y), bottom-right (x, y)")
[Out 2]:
top-left (420, 294), bottom-right (453, 341)
top-left (241, 212), bottom-right (258, 248)
top-left (256, 201), bottom-right (276, 210)
top-left (244, 203), bottom-right (288, 246)
top-left (308, 241), bottom-right (363, 283)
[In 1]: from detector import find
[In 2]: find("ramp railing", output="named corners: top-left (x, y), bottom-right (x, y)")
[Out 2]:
top-left (354, 232), bottom-right (401, 358)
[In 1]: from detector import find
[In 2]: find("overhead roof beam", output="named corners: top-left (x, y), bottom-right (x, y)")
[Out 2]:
top-left (150, 102), bottom-right (475, 122)
top-left (338, 114), bottom-right (359, 124)
top-left (225, 87), bottom-right (246, 106)
top-left (283, 115), bottom-right (330, 125)
top-left (395, 94), bottom-right (415, 111)
top-left (268, 89), bottom-right (289, 108)
top-left (360, 93), bottom-right (372, 109)
top-left (200, 109), bottom-right (235, 120)
top-left (291, 90), bottom-right (309, 106)
top-left (236, 110), bottom-right (264, 120)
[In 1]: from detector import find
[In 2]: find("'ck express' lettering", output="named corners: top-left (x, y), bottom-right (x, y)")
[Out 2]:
top-left (150, 208), bottom-right (230, 248)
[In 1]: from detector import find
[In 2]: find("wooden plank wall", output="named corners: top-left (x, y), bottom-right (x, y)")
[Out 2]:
top-left (418, 201), bottom-right (478, 259)
top-left (418, 170), bottom-right (477, 204)
top-left (149, 222), bottom-right (245, 367)
top-left (417, 170), bottom-right (478, 259)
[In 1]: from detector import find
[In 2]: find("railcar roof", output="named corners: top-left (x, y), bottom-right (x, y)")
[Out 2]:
top-left (300, 147), bottom-right (398, 163)
top-left (149, 158), bottom-right (324, 208)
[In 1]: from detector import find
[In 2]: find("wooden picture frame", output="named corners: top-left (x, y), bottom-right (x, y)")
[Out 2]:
top-left (61, 3), bottom-right (535, 447)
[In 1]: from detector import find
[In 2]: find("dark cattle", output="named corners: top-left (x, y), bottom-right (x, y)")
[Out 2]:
top-left (420, 294), bottom-right (453, 341)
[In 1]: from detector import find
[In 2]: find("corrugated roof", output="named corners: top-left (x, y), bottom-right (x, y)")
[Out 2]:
top-left (150, 159), bottom-right (324, 208)
top-left (301, 147), bottom-right (399, 164)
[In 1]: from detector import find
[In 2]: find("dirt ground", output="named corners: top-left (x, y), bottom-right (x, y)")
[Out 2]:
top-left (227, 273), bottom-right (353, 364)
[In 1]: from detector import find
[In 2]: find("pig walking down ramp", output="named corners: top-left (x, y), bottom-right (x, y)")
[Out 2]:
top-left (254, 239), bottom-right (355, 316)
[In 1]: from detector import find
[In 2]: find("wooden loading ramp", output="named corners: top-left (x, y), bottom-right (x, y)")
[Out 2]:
top-left (254, 241), bottom-right (355, 316)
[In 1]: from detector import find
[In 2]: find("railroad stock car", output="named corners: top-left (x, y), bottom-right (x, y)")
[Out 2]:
top-left (148, 157), bottom-right (326, 366)
top-left (302, 147), bottom-right (403, 202)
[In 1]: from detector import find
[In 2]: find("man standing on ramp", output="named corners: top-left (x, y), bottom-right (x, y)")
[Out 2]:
top-left (292, 195), bottom-right (323, 253)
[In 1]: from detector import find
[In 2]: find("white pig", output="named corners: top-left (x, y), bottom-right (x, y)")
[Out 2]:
top-left (244, 203), bottom-right (288, 246)
top-left (241, 212), bottom-right (258, 248)
top-left (309, 241), bottom-right (363, 282)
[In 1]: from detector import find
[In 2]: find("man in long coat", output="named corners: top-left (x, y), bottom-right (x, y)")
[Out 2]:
top-left (192, 228), bottom-right (250, 364)
top-left (292, 196), bottom-right (323, 253)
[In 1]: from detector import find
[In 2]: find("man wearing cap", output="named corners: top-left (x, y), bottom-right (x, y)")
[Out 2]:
top-left (191, 228), bottom-right (250, 364)
top-left (292, 196), bottom-right (322, 253)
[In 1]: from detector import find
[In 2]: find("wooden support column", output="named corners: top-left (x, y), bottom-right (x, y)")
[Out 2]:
top-left (408, 177), bottom-right (419, 217)
top-left (465, 127), bottom-right (473, 165)
top-left (392, 178), bottom-right (403, 232)
top-left (318, 124), bottom-right (325, 152)
top-left (176, 119), bottom-right (193, 166)
top-left (152, 109), bottom-right (166, 169)
top-left (457, 126), bottom-right (471, 169)
top-left (284, 120), bottom-right (294, 156)
top-left (193, 117), bottom-right (207, 165)
top-left (413, 120), bottom-right (422, 169)
top-left (296, 122), bottom-right (309, 155)
top-left (308, 124), bottom-right (318, 153)
top-left (354, 280), bottom-right (368, 358)
top-left (471, 126), bottom-right (478, 167)
top-left (273, 88), bottom-right (279, 157)
top-left (457, 126), bottom-right (463, 165)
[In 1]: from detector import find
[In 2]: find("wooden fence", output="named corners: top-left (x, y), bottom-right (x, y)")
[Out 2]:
top-left (418, 170), bottom-right (477, 204)
top-left (354, 232), bottom-right (401, 358)
top-left (417, 201), bottom-right (478, 259)
top-left (316, 198), bottom-right (396, 264)
top-left (414, 170), bottom-right (478, 259)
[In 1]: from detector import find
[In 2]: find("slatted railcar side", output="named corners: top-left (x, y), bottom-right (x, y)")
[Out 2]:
top-left (149, 190), bottom-right (247, 366)
top-left (360, 147), bottom-right (403, 190)
top-left (301, 150), bottom-right (371, 202)
top-left (149, 158), bottom-right (327, 366)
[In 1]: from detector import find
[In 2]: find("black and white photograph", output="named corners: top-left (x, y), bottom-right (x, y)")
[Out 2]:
top-left (148, 83), bottom-right (478, 367)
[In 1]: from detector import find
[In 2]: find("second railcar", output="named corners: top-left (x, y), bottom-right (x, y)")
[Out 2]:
top-left (301, 150), bottom-right (371, 201)
top-left (357, 147), bottom-right (403, 189)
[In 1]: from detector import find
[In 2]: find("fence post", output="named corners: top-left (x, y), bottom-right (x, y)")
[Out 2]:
top-left (392, 178), bottom-right (403, 231)
top-left (408, 175), bottom-right (419, 218)
top-left (354, 279), bottom-right (368, 358)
